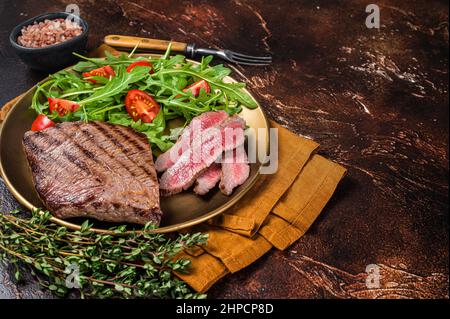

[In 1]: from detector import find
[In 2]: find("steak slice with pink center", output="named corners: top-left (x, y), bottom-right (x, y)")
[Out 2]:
top-left (194, 163), bottom-right (222, 195)
top-left (219, 145), bottom-right (250, 196)
top-left (160, 115), bottom-right (246, 196)
top-left (155, 111), bottom-right (229, 172)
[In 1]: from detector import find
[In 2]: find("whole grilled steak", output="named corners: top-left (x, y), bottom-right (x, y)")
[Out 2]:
top-left (23, 121), bottom-right (162, 225)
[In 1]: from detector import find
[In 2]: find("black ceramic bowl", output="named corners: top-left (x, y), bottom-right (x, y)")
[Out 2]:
top-left (9, 12), bottom-right (89, 72)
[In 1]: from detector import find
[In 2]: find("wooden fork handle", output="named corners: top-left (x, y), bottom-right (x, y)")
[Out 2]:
top-left (104, 35), bottom-right (188, 53)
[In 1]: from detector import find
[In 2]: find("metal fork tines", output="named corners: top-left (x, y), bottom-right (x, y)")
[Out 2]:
top-left (193, 47), bottom-right (272, 66)
top-left (224, 50), bottom-right (272, 66)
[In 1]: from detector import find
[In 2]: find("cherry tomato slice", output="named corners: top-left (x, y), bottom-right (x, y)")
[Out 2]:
top-left (183, 80), bottom-right (211, 97)
top-left (82, 65), bottom-right (116, 83)
top-left (31, 114), bottom-right (55, 131)
top-left (126, 61), bottom-right (154, 74)
top-left (48, 98), bottom-right (80, 117)
top-left (125, 89), bottom-right (160, 123)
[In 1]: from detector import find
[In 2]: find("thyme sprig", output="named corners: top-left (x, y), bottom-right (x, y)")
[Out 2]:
top-left (0, 210), bottom-right (208, 299)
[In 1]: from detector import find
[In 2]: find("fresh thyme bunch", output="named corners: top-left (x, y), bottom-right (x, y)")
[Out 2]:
top-left (0, 210), bottom-right (208, 299)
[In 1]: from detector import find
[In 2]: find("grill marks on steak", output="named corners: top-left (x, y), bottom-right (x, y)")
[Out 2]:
top-left (159, 115), bottom-right (246, 196)
top-left (24, 129), bottom-right (104, 212)
top-left (23, 121), bottom-right (162, 225)
top-left (155, 111), bottom-right (229, 172)
top-left (87, 122), bottom-right (155, 185)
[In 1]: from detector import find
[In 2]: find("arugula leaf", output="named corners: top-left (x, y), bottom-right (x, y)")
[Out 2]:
top-left (156, 69), bottom-right (258, 108)
top-left (79, 67), bottom-right (149, 106)
top-left (31, 49), bottom-right (258, 151)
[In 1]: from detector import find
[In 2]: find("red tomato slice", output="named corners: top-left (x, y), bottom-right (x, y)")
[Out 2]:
top-left (31, 114), bottom-right (55, 131)
top-left (48, 98), bottom-right (80, 117)
top-left (125, 89), bottom-right (160, 123)
top-left (183, 80), bottom-right (211, 97)
top-left (82, 65), bottom-right (116, 83)
top-left (126, 61), bottom-right (154, 74)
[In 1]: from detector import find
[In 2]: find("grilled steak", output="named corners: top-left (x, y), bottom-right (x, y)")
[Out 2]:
top-left (194, 163), bottom-right (222, 195)
top-left (155, 111), bottom-right (228, 172)
top-left (219, 145), bottom-right (250, 196)
top-left (23, 121), bottom-right (162, 225)
top-left (160, 115), bottom-right (246, 196)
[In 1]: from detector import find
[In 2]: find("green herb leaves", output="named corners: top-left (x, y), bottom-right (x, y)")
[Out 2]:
top-left (0, 210), bottom-right (208, 299)
top-left (31, 48), bottom-right (257, 152)
top-left (156, 69), bottom-right (258, 109)
top-left (79, 66), bottom-right (149, 106)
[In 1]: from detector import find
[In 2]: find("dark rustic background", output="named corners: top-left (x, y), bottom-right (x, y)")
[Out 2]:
top-left (0, 0), bottom-right (448, 298)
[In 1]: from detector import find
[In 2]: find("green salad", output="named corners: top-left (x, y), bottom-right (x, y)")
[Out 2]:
top-left (30, 46), bottom-right (257, 152)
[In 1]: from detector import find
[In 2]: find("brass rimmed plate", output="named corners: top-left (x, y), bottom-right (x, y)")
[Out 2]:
top-left (0, 58), bottom-right (269, 233)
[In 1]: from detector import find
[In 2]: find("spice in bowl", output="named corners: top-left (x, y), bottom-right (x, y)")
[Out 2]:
top-left (17, 18), bottom-right (83, 48)
top-left (9, 12), bottom-right (89, 71)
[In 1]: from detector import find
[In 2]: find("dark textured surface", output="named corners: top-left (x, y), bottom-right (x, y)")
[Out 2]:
top-left (0, 0), bottom-right (448, 299)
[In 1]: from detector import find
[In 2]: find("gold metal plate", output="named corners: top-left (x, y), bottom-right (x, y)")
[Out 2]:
top-left (0, 60), bottom-right (269, 233)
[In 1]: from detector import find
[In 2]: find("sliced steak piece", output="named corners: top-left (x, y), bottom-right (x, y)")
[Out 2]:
top-left (160, 115), bottom-right (246, 196)
top-left (194, 163), bottom-right (221, 195)
top-left (219, 145), bottom-right (250, 196)
top-left (155, 111), bottom-right (229, 172)
top-left (23, 121), bottom-right (162, 225)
